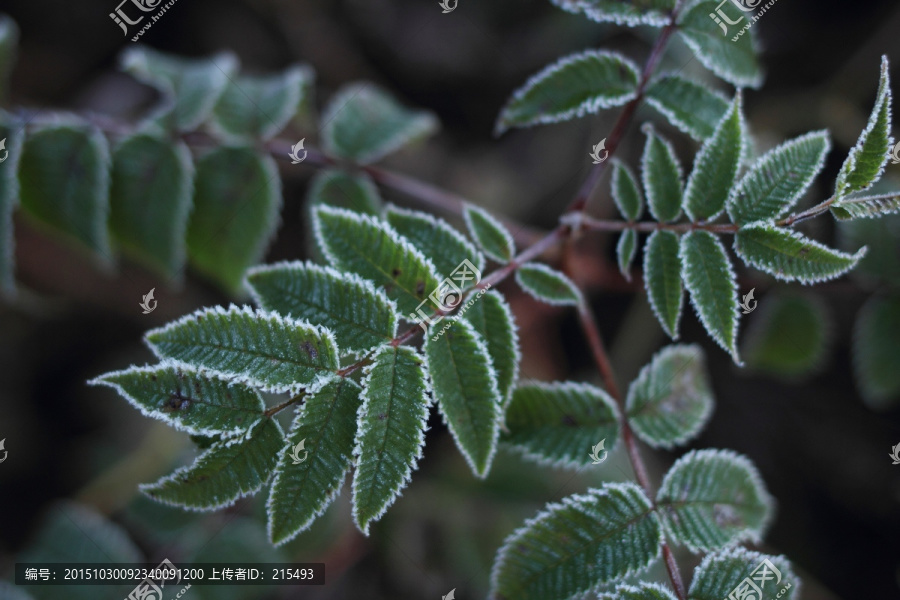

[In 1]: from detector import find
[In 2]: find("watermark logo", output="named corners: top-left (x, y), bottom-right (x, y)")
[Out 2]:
top-left (442, 589), bottom-right (456, 600)
top-left (290, 439), bottom-right (308, 464)
top-left (410, 259), bottom-right (483, 336)
top-left (140, 288), bottom-right (157, 314)
top-left (726, 558), bottom-right (790, 600)
top-left (589, 139), bottom-right (609, 164)
top-left (439, 0), bottom-right (458, 13)
top-left (112, 0), bottom-right (181, 42)
top-left (739, 288), bottom-right (757, 314)
top-left (126, 558), bottom-right (191, 600)
top-left (0, 138), bottom-right (8, 163)
top-left (589, 439), bottom-right (608, 464)
top-left (890, 443), bottom-right (900, 465)
top-left (289, 139), bottom-right (307, 164)
top-left (889, 141), bottom-right (900, 165)
top-left (0, 438), bottom-right (7, 464)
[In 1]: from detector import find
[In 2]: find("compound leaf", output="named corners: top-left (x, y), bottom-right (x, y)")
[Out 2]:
top-left (677, 0), bottom-right (763, 89)
top-left (496, 50), bottom-right (639, 134)
top-left (461, 290), bottom-right (520, 405)
top-left (503, 381), bottom-right (620, 470)
top-left (680, 231), bottom-right (740, 362)
top-left (211, 65), bottom-right (311, 141)
top-left (145, 305), bottom-right (339, 395)
top-left (186, 146), bottom-right (282, 292)
top-left (645, 74), bottom-right (729, 141)
top-left (321, 82), bottom-right (438, 164)
top-left (516, 263), bottom-right (581, 306)
top-left (267, 377), bottom-right (361, 545)
top-left (313, 205), bottom-right (440, 315)
top-left (656, 449), bottom-right (774, 552)
top-left (735, 223), bottom-right (866, 284)
top-left (854, 295), bottom-right (900, 410)
top-left (741, 293), bottom-right (831, 379)
top-left (352, 345), bottom-right (430, 535)
top-left (489, 483), bottom-right (662, 600)
top-left (307, 169), bottom-right (383, 216)
top-left (611, 160), bottom-right (644, 221)
top-left (246, 261), bottom-right (398, 355)
top-left (121, 47), bottom-right (238, 131)
top-left (641, 125), bottom-right (684, 223)
top-left (728, 130), bottom-right (831, 225)
top-left (141, 417), bottom-right (283, 510)
top-left (626, 345), bottom-right (714, 449)
top-left (617, 229), bottom-right (639, 282)
top-left (386, 204), bottom-right (485, 279)
top-left (18, 122), bottom-right (111, 260)
top-left (91, 364), bottom-right (265, 437)
top-left (644, 230), bottom-right (684, 339)
top-left (549, 0), bottom-right (676, 27)
top-left (109, 133), bottom-right (194, 278)
top-left (689, 548), bottom-right (797, 600)
top-left (684, 94), bottom-right (745, 221)
top-left (424, 318), bottom-right (502, 478)
top-left (835, 56), bottom-right (892, 199)
top-left (832, 191), bottom-right (900, 220)
top-left (463, 204), bottom-right (515, 264)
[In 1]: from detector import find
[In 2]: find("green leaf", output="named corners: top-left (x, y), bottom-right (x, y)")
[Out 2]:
top-left (424, 318), bottom-right (502, 478)
top-left (211, 65), bottom-right (311, 141)
top-left (246, 261), bottom-right (398, 355)
top-left (742, 293), bottom-right (831, 379)
top-left (145, 305), bottom-right (339, 395)
top-left (680, 231), bottom-right (740, 362)
top-left (352, 345), bottom-right (430, 534)
top-left (599, 582), bottom-right (679, 600)
top-left (617, 229), bottom-right (638, 282)
top-left (489, 483), bottom-right (662, 600)
top-left (677, 0), bottom-right (763, 89)
top-left (307, 169), bottom-right (383, 216)
top-left (656, 449), bottom-right (774, 552)
top-left (645, 74), bottom-right (730, 141)
top-left (496, 50), bottom-right (640, 134)
top-left (120, 48), bottom-right (238, 131)
top-left (503, 381), bottom-right (620, 470)
top-left (689, 548), bottom-right (798, 600)
top-left (186, 146), bottom-right (282, 292)
top-left (727, 131), bottom-right (831, 225)
top-left (313, 205), bottom-right (440, 315)
top-left (550, 0), bottom-right (676, 27)
top-left (386, 204), bottom-right (485, 279)
top-left (854, 295), bottom-right (900, 410)
top-left (0, 15), bottom-right (20, 105)
top-left (734, 223), bottom-right (866, 284)
top-left (516, 263), bottom-right (581, 306)
top-left (463, 203), bottom-right (515, 264)
top-left (461, 290), bottom-right (520, 405)
top-left (109, 133), bottom-right (194, 278)
top-left (267, 377), bottom-right (361, 544)
top-left (18, 122), bottom-right (112, 260)
top-left (141, 417), bottom-right (283, 510)
top-left (611, 160), bottom-right (644, 221)
top-left (644, 230), bottom-right (684, 339)
top-left (641, 125), bottom-right (684, 223)
top-left (626, 345), bottom-right (714, 449)
top-left (835, 56), bottom-right (892, 199)
top-left (90, 364), bottom-right (265, 437)
top-left (831, 191), bottom-right (900, 220)
top-left (684, 94), bottom-right (745, 221)
top-left (0, 117), bottom-right (24, 297)
top-left (321, 82), bottom-right (438, 164)
top-left (838, 213), bottom-right (900, 284)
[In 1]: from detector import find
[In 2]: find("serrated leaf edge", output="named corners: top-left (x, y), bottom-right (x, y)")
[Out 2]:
top-left (515, 262), bottom-right (582, 306)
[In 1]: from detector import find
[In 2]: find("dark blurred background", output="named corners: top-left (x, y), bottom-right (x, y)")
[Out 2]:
top-left (1, 0), bottom-right (900, 598)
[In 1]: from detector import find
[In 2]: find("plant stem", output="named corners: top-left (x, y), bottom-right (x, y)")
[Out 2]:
top-left (264, 394), bottom-right (305, 418)
top-left (568, 0), bottom-right (687, 215)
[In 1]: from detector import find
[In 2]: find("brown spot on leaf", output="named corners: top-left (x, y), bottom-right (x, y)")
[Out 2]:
top-left (163, 392), bottom-right (191, 412)
top-left (378, 413), bottom-right (387, 421)
top-left (301, 341), bottom-right (319, 360)
top-left (391, 268), bottom-right (402, 279)
top-left (416, 281), bottom-right (426, 296)
top-left (562, 415), bottom-right (577, 427)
